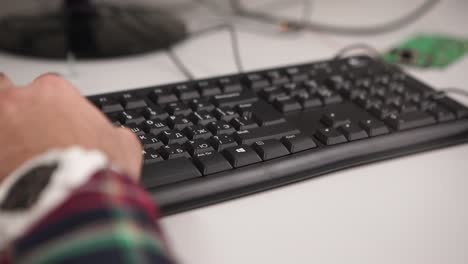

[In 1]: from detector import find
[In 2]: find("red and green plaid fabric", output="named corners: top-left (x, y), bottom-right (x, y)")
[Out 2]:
top-left (0, 170), bottom-right (175, 264)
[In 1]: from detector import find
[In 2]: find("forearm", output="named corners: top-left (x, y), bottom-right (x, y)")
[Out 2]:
top-left (0, 148), bottom-right (174, 264)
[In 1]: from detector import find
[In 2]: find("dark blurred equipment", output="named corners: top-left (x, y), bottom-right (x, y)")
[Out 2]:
top-left (0, 0), bottom-right (188, 59)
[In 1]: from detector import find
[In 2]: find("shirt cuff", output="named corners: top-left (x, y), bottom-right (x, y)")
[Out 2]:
top-left (0, 147), bottom-right (109, 248)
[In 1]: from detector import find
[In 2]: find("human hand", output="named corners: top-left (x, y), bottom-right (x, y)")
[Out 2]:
top-left (0, 73), bottom-right (143, 183)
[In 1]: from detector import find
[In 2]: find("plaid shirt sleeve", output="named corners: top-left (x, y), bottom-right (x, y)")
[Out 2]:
top-left (0, 169), bottom-right (175, 264)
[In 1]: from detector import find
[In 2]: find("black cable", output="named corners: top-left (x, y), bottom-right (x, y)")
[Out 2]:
top-left (120, 1), bottom-right (243, 78)
top-left (164, 23), bottom-right (244, 80)
top-left (232, 0), bottom-right (440, 36)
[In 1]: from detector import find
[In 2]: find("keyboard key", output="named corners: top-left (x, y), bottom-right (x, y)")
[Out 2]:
top-left (116, 110), bottom-right (145, 125)
top-left (355, 95), bottom-right (382, 110)
top-left (282, 83), bottom-right (300, 93)
top-left (189, 98), bottom-right (216, 112)
top-left (139, 134), bottom-right (164, 149)
top-left (427, 106), bottom-right (456, 122)
top-left (288, 88), bottom-right (309, 98)
top-left (218, 77), bottom-right (243, 93)
top-left (321, 111), bottom-right (351, 128)
top-left (315, 128), bottom-right (347, 145)
top-left (298, 95), bottom-right (322, 109)
top-left (252, 139), bottom-right (290, 160)
top-left (167, 115), bottom-right (194, 130)
top-left (141, 119), bottom-right (169, 135)
top-left (436, 97), bottom-right (468, 118)
top-left (159, 144), bottom-right (190, 160)
top-left (223, 145), bottom-right (262, 168)
top-left (149, 88), bottom-right (178, 105)
top-left (419, 100), bottom-right (438, 111)
top-left (212, 107), bottom-right (239, 121)
top-left (197, 81), bottom-right (222, 97)
top-left (207, 120), bottom-right (236, 135)
top-left (143, 148), bottom-right (164, 164)
top-left (273, 96), bottom-right (302, 112)
top-left (384, 94), bottom-right (403, 105)
top-left (174, 84), bottom-right (200, 100)
top-left (183, 125), bottom-right (213, 140)
top-left (141, 106), bottom-right (169, 121)
top-left (233, 123), bottom-right (300, 145)
top-left (141, 158), bottom-right (202, 188)
top-left (209, 134), bottom-right (238, 151)
top-left (317, 88), bottom-right (342, 104)
top-left (231, 116), bottom-right (259, 130)
top-left (183, 139), bottom-right (215, 156)
top-left (96, 97), bottom-right (124, 113)
top-left (303, 80), bottom-right (320, 93)
top-left (338, 123), bottom-right (368, 141)
top-left (158, 129), bottom-right (188, 145)
top-left (245, 73), bottom-right (270, 91)
top-left (285, 67), bottom-right (309, 82)
top-left (369, 105), bottom-right (398, 120)
top-left (126, 123), bottom-right (145, 136)
top-left (342, 88), bottom-right (366, 100)
top-left (280, 134), bottom-right (317, 153)
top-left (165, 102), bottom-right (192, 116)
top-left (193, 151), bottom-right (233, 175)
top-left (359, 119), bottom-right (389, 136)
top-left (259, 87), bottom-right (287, 103)
top-left (402, 90), bottom-right (421, 102)
top-left (189, 110), bottom-right (217, 125)
top-left (249, 102), bottom-right (286, 126)
top-left (119, 93), bottom-right (147, 109)
top-left (385, 111), bottom-right (436, 131)
top-left (214, 91), bottom-right (258, 108)
top-left (265, 70), bottom-right (289, 85)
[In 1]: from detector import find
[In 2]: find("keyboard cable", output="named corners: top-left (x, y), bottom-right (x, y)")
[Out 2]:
top-left (230, 0), bottom-right (440, 36)
top-left (120, 1), bottom-right (244, 80)
top-left (165, 23), bottom-right (243, 80)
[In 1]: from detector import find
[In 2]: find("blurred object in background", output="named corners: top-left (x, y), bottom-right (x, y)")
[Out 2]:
top-left (0, 0), bottom-right (189, 59)
top-left (383, 34), bottom-right (468, 69)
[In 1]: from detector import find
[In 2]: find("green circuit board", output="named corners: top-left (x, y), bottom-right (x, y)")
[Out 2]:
top-left (383, 34), bottom-right (468, 69)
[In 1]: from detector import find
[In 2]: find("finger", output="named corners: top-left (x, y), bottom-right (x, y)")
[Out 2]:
top-left (32, 73), bottom-right (75, 89)
top-left (0, 72), bottom-right (14, 90)
top-left (30, 73), bottom-right (80, 96)
top-left (116, 127), bottom-right (143, 180)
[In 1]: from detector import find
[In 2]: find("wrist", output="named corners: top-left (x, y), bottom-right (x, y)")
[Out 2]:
top-left (0, 147), bottom-right (110, 247)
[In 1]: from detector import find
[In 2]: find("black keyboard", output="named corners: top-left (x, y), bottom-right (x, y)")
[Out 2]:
top-left (88, 56), bottom-right (468, 215)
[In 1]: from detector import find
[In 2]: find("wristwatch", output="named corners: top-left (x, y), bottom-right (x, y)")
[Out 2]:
top-left (0, 147), bottom-right (108, 247)
top-left (1, 163), bottom-right (58, 210)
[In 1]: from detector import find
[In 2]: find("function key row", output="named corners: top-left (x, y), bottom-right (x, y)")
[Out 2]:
top-left (94, 57), bottom-right (389, 116)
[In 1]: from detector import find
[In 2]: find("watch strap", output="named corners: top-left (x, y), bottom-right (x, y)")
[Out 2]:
top-left (0, 147), bottom-right (109, 248)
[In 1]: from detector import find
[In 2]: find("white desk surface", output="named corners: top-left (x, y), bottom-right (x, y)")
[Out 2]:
top-left (1, 0), bottom-right (468, 263)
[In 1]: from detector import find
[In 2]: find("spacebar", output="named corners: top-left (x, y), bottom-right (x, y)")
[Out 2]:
top-left (141, 158), bottom-right (202, 188)
top-left (234, 123), bottom-right (300, 145)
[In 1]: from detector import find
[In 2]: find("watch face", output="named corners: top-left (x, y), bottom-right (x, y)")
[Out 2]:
top-left (1, 163), bottom-right (58, 211)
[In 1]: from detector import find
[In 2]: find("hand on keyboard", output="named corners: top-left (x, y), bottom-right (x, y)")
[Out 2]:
top-left (0, 73), bottom-right (143, 182)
